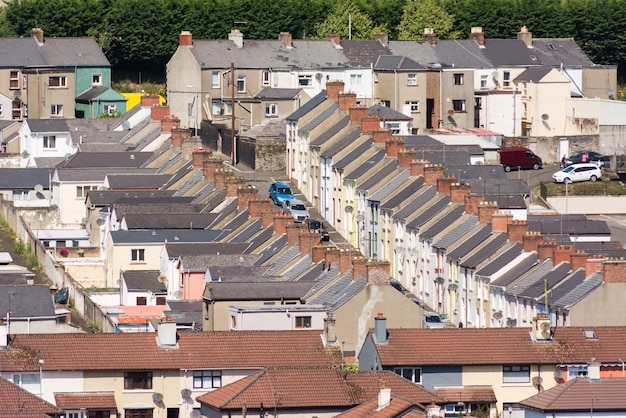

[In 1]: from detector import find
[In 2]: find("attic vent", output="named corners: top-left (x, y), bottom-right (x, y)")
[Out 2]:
top-left (583, 329), bottom-right (597, 339)
top-left (547, 43), bottom-right (556, 50)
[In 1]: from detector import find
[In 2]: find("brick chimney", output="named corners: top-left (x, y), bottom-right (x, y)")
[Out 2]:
top-left (179, 30), bottom-right (192, 46)
top-left (248, 199), bottom-right (272, 218)
top-left (349, 106), bottom-right (369, 125)
top-left (141, 95), bottom-right (161, 107)
top-left (602, 258), bottom-right (626, 283)
top-left (570, 250), bottom-right (589, 272)
top-left (171, 127), bottom-right (192, 148)
top-left (450, 183), bottom-right (471, 204)
top-left (507, 220), bottom-right (528, 242)
top-left (523, 231), bottom-right (544, 253)
top-left (477, 201), bottom-right (499, 224)
top-left (326, 81), bottom-right (345, 100)
top-left (192, 148), bottom-right (212, 168)
top-left (352, 256), bottom-right (368, 279)
top-left (366, 261), bottom-right (391, 285)
top-left (203, 158), bottom-right (224, 180)
top-left (375, 32), bottom-right (388, 47)
top-left (214, 169), bottom-right (233, 190)
top-left (279, 31), bottom-right (292, 47)
top-left (181, 136), bottom-right (203, 162)
top-left (538, 241), bottom-right (557, 263)
top-left (325, 247), bottom-right (341, 268)
top-left (554, 245), bottom-right (575, 266)
top-left (153, 106), bottom-right (171, 122)
top-left (586, 257), bottom-right (605, 276)
top-left (361, 116), bottom-right (381, 134)
top-left (298, 231), bottom-right (322, 255)
top-left (436, 175), bottom-right (457, 195)
top-left (237, 185), bottom-right (258, 211)
top-left (273, 213), bottom-right (294, 235)
top-left (398, 150), bottom-right (417, 168)
top-left (469, 26), bottom-right (485, 46)
top-left (491, 211), bottom-right (513, 233)
top-left (286, 223), bottom-right (304, 245)
top-left (312, 245), bottom-right (327, 265)
top-left (372, 129), bottom-right (392, 144)
top-left (339, 249), bottom-right (356, 274)
top-left (261, 210), bottom-right (276, 228)
top-left (464, 194), bottom-right (485, 215)
top-left (338, 92), bottom-right (357, 111)
top-left (385, 139), bottom-right (405, 158)
top-left (517, 25), bottom-right (532, 47)
top-left (225, 176), bottom-right (247, 197)
top-left (328, 33), bottom-right (341, 47)
top-left (424, 164), bottom-right (445, 186)
top-left (410, 160), bottom-right (429, 177)
top-left (160, 115), bottom-right (179, 133)
top-left (31, 28), bottom-right (44, 44)
top-left (423, 28), bottom-right (437, 46)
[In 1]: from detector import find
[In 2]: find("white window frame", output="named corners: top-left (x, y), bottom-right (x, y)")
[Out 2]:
top-left (262, 71), bottom-right (270, 86)
top-left (92, 73), bottom-right (102, 86)
top-left (212, 71), bottom-right (220, 88)
top-left (193, 370), bottom-right (222, 389)
top-left (298, 74), bottom-right (313, 87)
top-left (406, 100), bottom-right (419, 112)
top-left (453, 73), bottom-right (464, 85)
top-left (50, 104), bottom-right (64, 117)
top-left (350, 74), bottom-right (362, 85)
top-left (385, 122), bottom-right (400, 135)
top-left (568, 365), bottom-right (588, 379)
top-left (0, 103), bottom-right (3, 117)
top-left (12, 191), bottom-right (29, 201)
top-left (236, 76), bottom-right (246, 93)
top-left (480, 75), bottom-right (488, 88)
top-left (503, 71), bottom-right (511, 87)
top-left (43, 135), bottom-right (56, 149)
top-left (12, 373), bottom-right (40, 392)
top-left (407, 74), bottom-right (417, 86)
top-left (48, 76), bottom-right (68, 88)
top-left (104, 104), bottom-right (117, 114)
top-left (76, 185), bottom-right (98, 199)
top-left (131, 248), bottom-right (145, 262)
top-left (502, 365), bottom-right (530, 384)
top-left (265, 103), bottom-right (278, 117)
top-left (393, 367), bottom-right (422, 384)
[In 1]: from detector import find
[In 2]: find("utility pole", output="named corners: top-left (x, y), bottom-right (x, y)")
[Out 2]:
top-left (231, 62), bottom-right (236, 166)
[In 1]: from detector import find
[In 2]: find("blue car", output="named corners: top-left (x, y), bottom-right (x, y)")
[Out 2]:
top-left (269, 182), bottom-right (294, 206)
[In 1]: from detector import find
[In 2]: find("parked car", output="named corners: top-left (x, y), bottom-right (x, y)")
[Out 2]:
top-left (283, 198), bottom-right (309, 222)
top-left (565, 151), bottom-right (607, 167)
top-left (305, 218), bottom-right (330, 242)
top-left (552, 163), bottom-right (602, 184)
top-left (269, 182), bottom-right (294, 206)
top-left (423, 312), bottom-right (446, 329)
top-left (499, 146), bottom-right (542, 172)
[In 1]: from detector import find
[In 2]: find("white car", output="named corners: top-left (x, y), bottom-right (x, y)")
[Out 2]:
top-left (552, 163), bottom-right (601, 184)
top-left (282, 199), bottom-right (309, 222)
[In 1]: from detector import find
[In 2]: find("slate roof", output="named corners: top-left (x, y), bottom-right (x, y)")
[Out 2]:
top-left (254, 235), bottom-right (288, 265)
top-left (531, 38), bottom-right (595, 67)
top-left (480, 39), bottom-right (541, 67)
top-left (0, 168), bottom-right (53, 189)
top-left (114, 202), bottom-right (205, 216)
top-left (0, 35), bottom-right (108, 67)
top-left (371, 327), bottom-right (626, 366)
top-left (341, 39), bottom-right (392, 68)
top-left (197, 368), bottom-right (440, 411)
top-left (300, 102), bottom-right (339, 132)
top-left (333, 139), bottom-right (374, 170)
top-left (514, 66), bottom-right (553, 83)
top-left (0, 330), bottom-right (341, 371)
top-left (432, 215), bottom-right (479, 249)
top-left (505, 259), bottom-right (555, 296)
top-left (405, 194), bottom-right (450, 228)
top-left (26, 119), bottom-right (69, 133)
top-left (368, 104), bottom-right (412, 121)
top-left (357, 160), bottom-right (398, 191)
top-left (253, 87), bottom-right (301, 99)
top-left (343, 150), bottom-right (387, 180)
top-left (518, 262), bottom-right (572, 299)
top-left (243, 227), bottom-right (276, 254)
top-left (75, 86), bottom-right (110, 102)
top-left (0, 285), bottom-right (55, 318)
top-left (205, 281), bottom-right (314, 301)
top-left (263, 245), bottom-right (301, 275)
top-left (447, 223), bottom-right (494, 260)
top-left (320, 127), bottom-right (362, 158)
top-left (460, 233), bottom-right (509, 269)
top-left (121, 270), bottom-right (166, 293)
top-left (418, 204), bottom-right (465, 239)
top-left (380, 177), bottom-right (426, 209)
top-left (163, 299), bottom-right (202, 330)
top-left (0, 376), bottom-right (62, 416)
top-left (490, 252), bottom-right (539, 288)
top-left (293, 262), bottom-right (326, 281)
top-left (307, 272), bottom-right (368, 310)
top-left (392, 186), bottom-right (437, 221)
top-left (527, 215), bottom-right (611, 236)
top-left (310, 115), bottom-right (350, 147)
top-left (54, 392), bottom-right (117, 409)
top-left (374, 55), bottom-right (426, 71)
top-left (228, 218), bottom-right (263, 243)
top-left (109, 229), bottom-right (225, 244)
top-left (475, 243), bottom-right (524, 277)
top-left (105, 174), bottom-right (172, 189)
top-left (87, 190), bottom-right (177, 206)
top-left (367, 170), bottom-right (412, 201)
top-left (287, 90), bottom-right (327, 121)
top-left (520, 377), bottom-right (626, 412)
top-left (57, 152), bottom-right (153, 168)
top-left (56, 168), bottom-right (157, 182)
top-left (549, 270), bottom-right (603, 309)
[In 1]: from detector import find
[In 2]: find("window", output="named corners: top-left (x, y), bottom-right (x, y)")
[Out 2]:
top-left (76, 185), bottom-right (98, 198)
top-left (380, 100), bottom-right (390, 107)
top-left (92, 73), bottom-right (102, 86)
top-left (104, 104), bottom-right (117, 115)
top-left (503, 71), bottom-right (511, 87)
top-left (12, 191), bottom-right (28, 201)
top-left (298, 74), bottom-right (312, 87)
top-left (236, 76), bottom-right (245, 93)
top-left (295, 316), bottom-right (311, 328)
top-left (385, 122), bottom-right (400, 135)
top-left (89, 412), bottom-right (110, 418)
top-left (13, 373), bottom-right (40, 392)
top-left (10, 71), bottom-right (20, 89)
top-left (125, 409), bottom-right (152, 418)
top-left (568, 365), bottom-right (588, 379)
top-left (265, 103), bottom-right (278, 117)
top-left (156, 297), bottom-right (166, 305)
top-left (453, 73), bottom-right (464, 85)
top-left (262, 71), bottom-right (270, 86)
top-left (480, 75), bottom-right (488, 88)
top-left (393, 367), bottom-right (421, 384)
top-left (211, 71), bottom-right (220, 88)
top-left (50, 104), bottom-right (63, 117)
top-left (124, 371), bottom-right (152, 390)
top-left (43, 135), bottom-right (57, 149)
top-left (405, 100), bottom-right (419, 113)
top-left (131, 249), bottom-right (145, 262)
top-left (502, 365), bottom-right (530, 384)
top-left (452, 100), bottom-right (466, 112)
top-left (350, 74), bottom-right (362, 85)
top-left (136, 297), bottom-right (147, 306)
top-left (0, 104), bottom-right (3, 118)
top-left (49, 76), bottom-right (68, 88)
top-left (407, 74), bottom-right (417, 86)
top-left (193, 370), bottom-right (222, 389)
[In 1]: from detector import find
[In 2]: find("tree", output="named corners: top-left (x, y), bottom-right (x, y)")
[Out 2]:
top-left (397, 0), bottom-right (459, 40)
top-left (314, 0), bottom-right (386, 40)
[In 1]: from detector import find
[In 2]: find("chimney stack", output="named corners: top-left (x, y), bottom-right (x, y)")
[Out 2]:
top-left (372, 129), bottom-right (392, 144)
top-left (349, 106), bottom-right (369, 125)
top-left (248, 199), bottom-right (272, 218)
top-left (279, 31), bottom-right (292, 47)
top-left (374, 313), bottom-right (388, 344)
top-left (31, 28), bottom-right (44, 44)
top-left (523, 231), bottom-right (544, 253)
top-left (179, 30), bottom-right (192, 46)
top-left (375, 32), bottom-right (388, 47)
top-left (338, 92), bottom-right (357, 110)
top-left (398, 150), bottom-right (417, 168)
top-left (423, 28), bottom-right (437, 46)
top-left (366, 261), bottom-right (391, 285)
top-left (507, 220), bottom-right (528, 242)
top-left (171, 127), bottom-right (192, 148)
top-left (450, 183), bottom-right (471, 204)
top-left (410, 159), bottom-right (429, 177)
top-left (237, 185), bottom-right (258, 211)
top-left (469, 26), bottom-right (485, 46)
top-left (424, 164), bottom-right (445, 186)
top-left (286, 223), bottom-right (304, 245)
top-left (160, 115), bottom-right (179, 133)
top-left (328, 33), bottom-right (341, 47)
top-left (602, 258), bottom-right (626, 283)
top-left (225, 176), bottom-right (247, 197)
top-left (352, 256), bottom-right (367, 279)
top-left (228, 29), bottom-right (244, 48)
top-left (517, 25), bottom-right (532, 47)
top-left (202, 158), bottom-right (224, 180)
top-left (326, 81), bottom-right (345, 100)
top-left (491, 211), bottom-right (513, 233)
top-left (538, 241), bottom-right (557, 262)
top-left (436, 175), bottom-right (457, 195)
top-left (361, 116), bottom-right (381, 134)
top-left (312, 245), bottom-right (327, 265)
top-left (273, 213), bottom-right (294, 235)
top-left (554, 245), bottom-right (574, 266)
top-left (464, 194), bottom-right (485, 215)
top-left (385, 139), bottom-right (404, 158)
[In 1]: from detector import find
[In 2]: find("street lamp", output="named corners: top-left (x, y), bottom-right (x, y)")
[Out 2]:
top-left (38, 359), bottom-right (44, 397)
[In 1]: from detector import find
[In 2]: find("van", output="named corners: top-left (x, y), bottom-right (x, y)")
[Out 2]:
top-left (423, 312), bottom-right (446, 329)
top-left (499, 147), bottom-right (542, 172)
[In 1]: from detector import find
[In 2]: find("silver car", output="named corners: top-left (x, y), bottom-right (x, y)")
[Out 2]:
top-left (552, 163), bottom-right (602, 184)
top-left (282, 199), bottom-right (309, 222)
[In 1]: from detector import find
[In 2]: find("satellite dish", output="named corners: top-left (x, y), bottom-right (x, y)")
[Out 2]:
top-left (21, 150), bottom-right (29, 159)
top-left (152, 393), bottom-right (163, 404)
top-left (532, 376), bottom-right (543, 386)
top-left (34, 184), bottom-right (43, 192)
top-left (98, 186), bottom-right (109, 191)
top-left (14, 91), bottom-right (21, 98)
top-left (64, 153), bottom-right (72, 160)
top-left (173, 291), bottom-right (183, 299)
top-left (491, 71), bottom-right (498, 78)
top-left (493, 311), bottom-right (503, 320)
top-left (541, 113), bottom-right (550, 121)
top-left (181, 388), bottom-right (192, 399)
top-left (96, 218), bottom-right (106, 226)
top-left (315, 72), bottom-right (323, 82)
top-left (121, 121), bottom-right (131, 131)
top-left (190, 411), bottom-right (201, 418)
top-left (540, 321), bottom-right (551, 331)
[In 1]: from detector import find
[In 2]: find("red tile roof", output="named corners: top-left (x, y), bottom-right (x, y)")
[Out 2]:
top-left (373, 327), bottom-right (626, 365)
top-left (54, 392), bottom-right (117, 409)
top-left (0, 377), bottom-right (62, 415)
top-left (0, 331), bottom-right (341, 372)
top-left (197, 368), bottom-right (444, 410)
top-left (335, 396), bottom-right (426, 418)
top-left (520, 377), bottom-right (626, 411)
top-left (434, 386), bottom-right (497, 403)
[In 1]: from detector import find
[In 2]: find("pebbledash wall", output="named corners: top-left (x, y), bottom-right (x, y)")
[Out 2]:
top-left (0, 195), bottom-right (116, 332)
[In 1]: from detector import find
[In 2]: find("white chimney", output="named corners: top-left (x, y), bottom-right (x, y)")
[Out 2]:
top-left (588, 359), bottom-right (601, 380)
top-left (0, 323), bottom-right (8, 349)
top-left (376, 385), bottom-right (391, 410)
top-left (157, 321), bottom-right (178, 348)
top-left (229, 29), bottom-right (243, 48)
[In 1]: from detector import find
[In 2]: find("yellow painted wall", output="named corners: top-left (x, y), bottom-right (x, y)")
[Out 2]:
top-left (122, 93), bottom-right (166, 110)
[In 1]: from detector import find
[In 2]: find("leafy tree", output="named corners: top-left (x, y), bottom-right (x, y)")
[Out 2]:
top-left (397, 0), bottom-right (460, 40)
top-left (314, 0), bottom-right (386, 40)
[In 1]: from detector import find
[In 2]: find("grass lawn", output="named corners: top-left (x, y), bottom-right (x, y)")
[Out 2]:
top-left (543, 180), bottom-right (626, 196)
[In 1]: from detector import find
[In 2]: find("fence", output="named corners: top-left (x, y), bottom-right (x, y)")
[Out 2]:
top-left (0, 197), bottom-right (116, 333)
